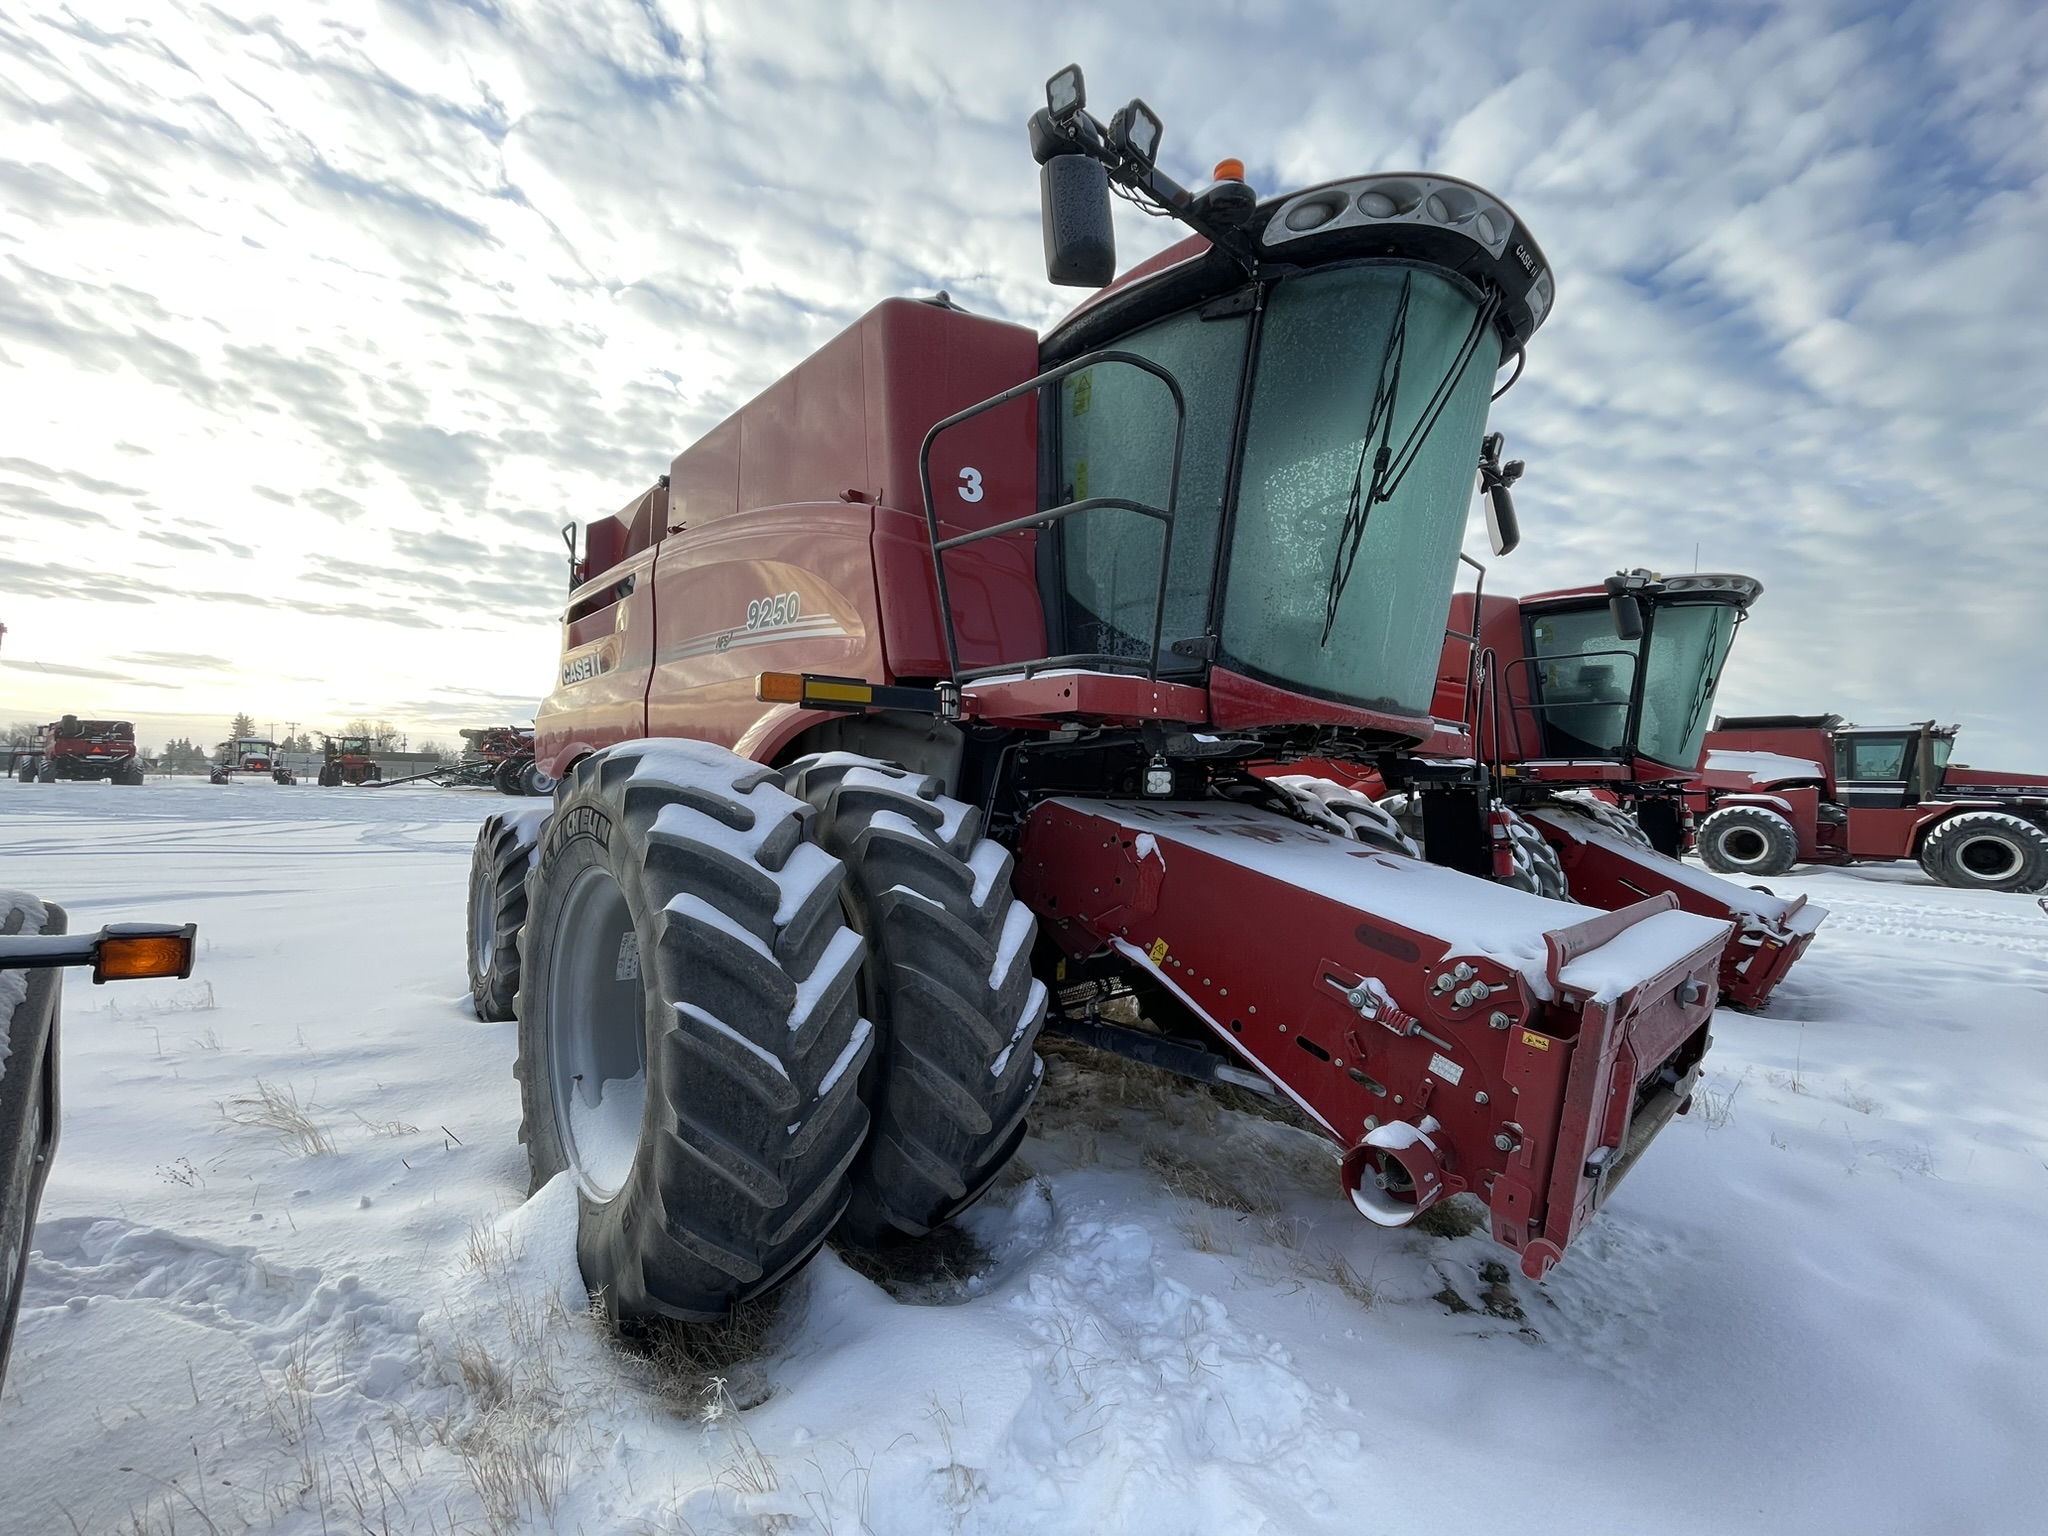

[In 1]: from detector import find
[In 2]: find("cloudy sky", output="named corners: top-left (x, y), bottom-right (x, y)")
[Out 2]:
top-left (2, 0), bottom-right (2045, 764)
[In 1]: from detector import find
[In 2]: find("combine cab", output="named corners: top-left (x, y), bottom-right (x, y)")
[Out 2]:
top-left (1349, 570), bottom-right (1824, 1010)
top-left (466, 66), bottom-right (1734, 1325)
top-left (1691, 716), bottom-right (2048, 892)
top-left (316, 735), bottom-right (382, 787)
top-left (13, 716), bottom-right (143, 785)
top-left (211, 737), bottom-right (293, 785)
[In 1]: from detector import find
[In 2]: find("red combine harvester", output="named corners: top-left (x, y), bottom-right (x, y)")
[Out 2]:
top-left (1691, 715), bottom-right (2048, 892)
top-left (12, 717), bottom-right (144, 785)
top-left (1334, 569), bottom-right (1824, 1010)
top-left (467, 67), bottom-right (1735, 1323)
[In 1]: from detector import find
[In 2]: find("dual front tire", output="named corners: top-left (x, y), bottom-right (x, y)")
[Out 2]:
top-left (468, 741), bottom-right (1045, 1323)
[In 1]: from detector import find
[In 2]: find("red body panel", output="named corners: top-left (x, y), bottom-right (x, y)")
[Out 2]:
top-left (1208, 667), bottom-right (1431, 743)
top-left (539, 298), bottom-right (1049, 776)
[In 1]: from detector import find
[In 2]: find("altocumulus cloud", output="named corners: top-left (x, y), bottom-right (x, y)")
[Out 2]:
top-left (0, 0), bottom-right (2043, 761)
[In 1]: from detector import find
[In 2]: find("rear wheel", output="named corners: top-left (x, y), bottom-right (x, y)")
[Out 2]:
top-left (114, 761), bottom-right (145, 787)
top-left (1268, 774), bottom-right (1420, 857)
top-left (783, 753), bottom-right (1047, 1246)
top-left (515, 740), bottom-right (872, 1322)
top-left (519, 759), bottom-right (556, 798)
top-left (14, 760), bottom-right (31, 784)
top-left (36, 763), bottom-right (56, 784)
top-left (1698, 805), bottom-right (1799, 877)
top-left (468, 809), bottom-right (550, 1021)
top-left (1498, 804), bottom-right (1569, 900)
top-left (493, 757), bottom-right (526, 796)
top-left (1917, 812), bottom-right (2048, 893)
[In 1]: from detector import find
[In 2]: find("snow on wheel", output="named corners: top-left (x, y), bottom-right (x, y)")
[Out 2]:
top-left (1497, 804), bottom-right (1569, 900)
top-left (1542, 789), bottom-right (1653, 849)
top-left (1698, 805), bottom-right (1799, 877)
top-left (514, 740), bottom-right (874, 1323)
top-left (1917, 812), bottom-right (2048, 894)
top-left (466, 806), bottom-right (552, 1021)
top-left (0, 891), bottom-right (61, 1390)
top-left (782, 753), bottom-right (1047, 1246)
top-left (1269, 774), bottom-right (1420, 857)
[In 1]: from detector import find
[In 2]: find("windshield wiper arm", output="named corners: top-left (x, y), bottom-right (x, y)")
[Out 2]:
top-left (1321, 280), bottom-right (1502, 645)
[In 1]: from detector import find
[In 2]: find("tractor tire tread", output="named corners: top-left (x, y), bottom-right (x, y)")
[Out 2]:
top-left (782, 752), bottom-right (1046, 1247)
top-left (515, 739), bottom-right (872, 1323)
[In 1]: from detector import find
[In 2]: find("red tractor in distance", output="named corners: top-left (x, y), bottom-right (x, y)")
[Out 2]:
top-left (13, 717), bottom-right (144, 785)
top-left (1286, 569), bottom-right (1824, 1009)
top-left (316, 734), bottom-right (382, 786)
top-left (1690, 715), bottom-right (2048, 892)
top-left (465, 66), bottom-right (1737, 1329)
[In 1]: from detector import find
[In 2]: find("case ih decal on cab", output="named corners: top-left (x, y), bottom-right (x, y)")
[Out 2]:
top-left (561, 645), bottom-right (614, 687)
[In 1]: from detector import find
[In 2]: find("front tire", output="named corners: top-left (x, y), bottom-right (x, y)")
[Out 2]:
top-left (783, 753), bottom-right (1047, 1246)
top-left (1698, 805), bottom-right (1799, 877)
top-left (515, 741), bottom-right (873, 1323)
top-left (1917, 812), bottom-right (2048, 893)
top-left (1498, 804), bottom-right (1570, 900)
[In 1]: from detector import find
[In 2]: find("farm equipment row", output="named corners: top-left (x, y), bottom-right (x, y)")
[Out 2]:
top-left (458, 63), bottom-right (1759, 1332)
top-left (1690, 715), bottom-right (2048, 891)
top-left (367, 727), bottom-right (552, 795)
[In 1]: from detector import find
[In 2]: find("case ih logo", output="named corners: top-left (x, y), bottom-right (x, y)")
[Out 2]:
top-left (561, 649), bottom-right (609, 686)
top-left (1513, 243), bottom-right (1540, 277)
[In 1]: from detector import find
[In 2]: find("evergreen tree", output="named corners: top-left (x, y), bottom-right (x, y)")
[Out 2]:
top-left (231, 712), bottom-right (256, 740)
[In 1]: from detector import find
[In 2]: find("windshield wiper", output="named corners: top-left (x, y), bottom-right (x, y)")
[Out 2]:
top-left (1321, 277), bottom-right (1501, 645)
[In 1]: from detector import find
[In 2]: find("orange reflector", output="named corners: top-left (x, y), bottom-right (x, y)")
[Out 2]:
top-left (96, 934), bottom-right (193, 983)
top-left (1212, 158), bottom-right (1245, 183)
top-left (757, 671), bottom-right (805, 704)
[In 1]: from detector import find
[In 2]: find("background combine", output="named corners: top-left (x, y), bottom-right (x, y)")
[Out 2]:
top-left (464, 65), bottom-right (1735, 1328)
top-left (10, 717), bottom-right (143, 785)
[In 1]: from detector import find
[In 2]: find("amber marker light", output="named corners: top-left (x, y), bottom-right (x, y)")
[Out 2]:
top-left (757, 671), bottom-right (806, 704)
top-left (93, 924), bottom-right (198, 984)
top-left (1212, 158), bottom-right (1245, 182)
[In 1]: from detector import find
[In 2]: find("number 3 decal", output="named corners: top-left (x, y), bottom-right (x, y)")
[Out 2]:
top-left (957, 466), bottom-right (984, 503)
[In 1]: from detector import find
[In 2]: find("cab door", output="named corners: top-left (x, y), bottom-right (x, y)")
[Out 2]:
top-left (1835, 733), bottom-right (1922, 857)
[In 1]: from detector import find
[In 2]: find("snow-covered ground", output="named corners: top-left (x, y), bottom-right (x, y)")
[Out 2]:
top-left (3, 778), bottom-right (2045, 1535)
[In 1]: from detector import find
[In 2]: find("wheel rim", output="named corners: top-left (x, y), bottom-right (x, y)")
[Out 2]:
top-left (1719, 826), bottom-right (1768, 865)
top-left (1955, 833), bottom-right (2022, 882)
top-left (524, 763), bottom-right (555, 796)
top-left (547, 865), bottom-right (648, 1200)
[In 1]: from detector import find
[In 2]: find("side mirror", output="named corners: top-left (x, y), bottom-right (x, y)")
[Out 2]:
top-left (1606, 584), bottom-right (1644, 641)
top-left (1477, 431), bottom-right (1523, 556)
top-left (1040, 153), bottom-right (1116, 286)
top-left (1484, 481), bottom-right (1519, 556)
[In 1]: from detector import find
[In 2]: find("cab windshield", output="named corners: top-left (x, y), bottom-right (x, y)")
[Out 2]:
top-left (1636, 601), bottom-right (1738, 768)
top-left (1524, 598), bottom-right (1739, 766)
top-left (1053, 264), bottom-right (1500, 716)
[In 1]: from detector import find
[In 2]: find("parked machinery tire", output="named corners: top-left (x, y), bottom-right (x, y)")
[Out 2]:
top-left (1497, 803), bottom-right (1570, 900)
top-left (1697, 804), bottom-right (1799, 877)
top-left (16, 759), bottom-right (35, 784)
top-left (467, 807), bottom-right (552, 1021)
top-left (317, 762), bottom-right (340, 787)
top-left (493, 756), bottom-right (527, 796)
top-left (208, 767), bottom-right (228, 785)
top-left (519, 758), bottom-right (556, 798)
top-left (782, 753), bottom-right (1048, 1247)
top-left (1541, 789), bottom-right (1655, 850)
top-left (36, 762), bottom-right (57, 784)
top-left (0, 893), bottom-right (63, 1391)
top-left (515, 740), bottom-right (873, 1323)
top-left (114, 760), bottom-right (146, 786)
top-left (1916, 811), bottom-right (2048, 894)
top-left (1267, 774), bottom-right (1420, 857)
